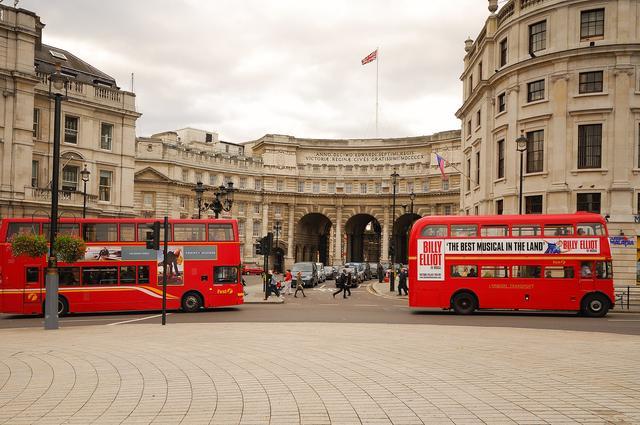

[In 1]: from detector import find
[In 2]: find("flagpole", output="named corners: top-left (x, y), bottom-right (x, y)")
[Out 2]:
top-left (375, 46), bottom-right (379, 138)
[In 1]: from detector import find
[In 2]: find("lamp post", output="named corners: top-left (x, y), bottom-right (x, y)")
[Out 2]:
top-left (80, 164), bottom-right (90, 218)
top-left (273, 220), bottom-right (281, 272)
top-left (516, 132), bottom-right (528, 214)
top-left (44, 64), bottom-right (68, 330)
top-left (194, 180), bottom-right (235, 218)
top-left (389, 169), bottom-right (399, 292)
top-left (193, 181), bottom-right (206, 219)
top-left (409, 191), bottom-right (416, 215)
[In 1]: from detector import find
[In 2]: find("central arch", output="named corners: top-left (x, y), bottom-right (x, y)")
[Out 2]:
top-left (344, 214), bottom-right (381, 263)
top-left (393, 213), bottom-right (421, 265)
top-left (295, 213), bottom-right (332, 264)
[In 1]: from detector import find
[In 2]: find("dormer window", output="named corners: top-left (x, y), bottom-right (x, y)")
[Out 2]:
top-left (205, 133), bottom-right (213, 143)
top-left (49, 50), bottom-right (68, 61)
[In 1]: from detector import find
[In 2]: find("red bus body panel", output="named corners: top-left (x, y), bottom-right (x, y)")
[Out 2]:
top-left (0, 218), bottom-right (243, 315)
top-left (408, 213), bottom-right (615, 313)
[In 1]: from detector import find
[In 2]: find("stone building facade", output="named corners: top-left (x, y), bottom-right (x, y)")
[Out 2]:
top-left (0, 5), bottom-right (140, 220)
top-left (134, 129), bottom-right (461, 270)
top-left (457, 0), bottom-right (640, 285)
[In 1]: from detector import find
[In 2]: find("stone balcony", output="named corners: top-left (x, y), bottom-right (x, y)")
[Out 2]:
top-left (35, 72), bottom-right (137, 111)
top-left (24, 186), bottom-right (99, 212)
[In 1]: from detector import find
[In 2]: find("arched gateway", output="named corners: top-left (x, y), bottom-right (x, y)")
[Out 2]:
top-left (295, 213), bottom-right (332, 264)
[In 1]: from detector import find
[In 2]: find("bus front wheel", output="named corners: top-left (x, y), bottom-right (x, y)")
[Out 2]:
top-left (181, 292), bottom-right (203, 313)
top-left (581, 293), bottom-right (610, 318)
top-left (452, 292), bottom-right (477, 315)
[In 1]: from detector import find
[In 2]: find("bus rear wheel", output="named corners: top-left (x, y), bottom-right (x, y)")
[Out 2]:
top-left (181, 292), bottom-right (203, 313)
top-left (42, 296), bottom-right (68, 317)
top-left (452, 292), bottom-right (477, 315)
top-left (581, 293), bottom-right (609, 318)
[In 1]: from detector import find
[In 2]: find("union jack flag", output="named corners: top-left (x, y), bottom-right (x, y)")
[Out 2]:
top-left (361, 49), bottom-right (377, 65)
top-left (435, 153), bottom-right (448, 180)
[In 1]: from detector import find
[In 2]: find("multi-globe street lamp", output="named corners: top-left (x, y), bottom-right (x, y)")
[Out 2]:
top-left (80, 164), bottom-right (90, 218)
top-left (389, 169), bottom-right (399, 292)
top-left (516, 132), bottom-right (528, 214)
top-left (44, 64), bottom-right (69, 330)
top-left (273, 220), bottom-right (282, 272)
top-left (193, 180), bottom-right (235, 219)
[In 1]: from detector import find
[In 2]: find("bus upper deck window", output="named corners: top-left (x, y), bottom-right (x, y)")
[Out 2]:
top-left (577, 223), bottom-right (604, 236)
top-left (420, 225), bottom-right (447, 237)
top-left (120, 223), bottom-right (136, 241)
top-left (544, 224), bottom-right (574, 236)
top-left (209, 224), bottom-right (234, 241)
top-left (174, 224), bottom-right (206, 241)
top-left (512, 225), bottom-right (541, 236)
top-left (481, 225), bottom-right (508, 237)
top-left (83, 223), bottom-right (118, 242)
top-left (451, 225), bottom-right (477, 237)
top-left (7, 223), bottom-right (40, 239)
top-left (43, 223), bottom-right (80, 240)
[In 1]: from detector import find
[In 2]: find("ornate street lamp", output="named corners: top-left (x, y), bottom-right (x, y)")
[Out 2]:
top-left (273, 220), bottom-right (282, 272)
top-left (409, 190), bottom-right (416, 215)
top-left (194, 180), bottom-right (235, 218)
top-left (516, 132), bottom-right (528, 214)
top-left (80, 164), bottom-right (90, 218)
top-left (389, 169), bottom-right (399, 292)
top-left (45, 64), bottom-right (68, 330)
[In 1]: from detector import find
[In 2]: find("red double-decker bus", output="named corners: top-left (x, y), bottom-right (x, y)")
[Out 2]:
top-left (408, 213), bottom-right (615, 317)
top-left (0, 218), bottom-right (243, 315)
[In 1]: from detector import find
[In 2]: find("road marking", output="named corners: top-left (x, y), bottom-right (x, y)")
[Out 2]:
top-left (106, 313), bottom-right (169, 326)
top-left (608, 319), bottom-right (640, 322)
top-left (354, 304), bottom-right (378, 307)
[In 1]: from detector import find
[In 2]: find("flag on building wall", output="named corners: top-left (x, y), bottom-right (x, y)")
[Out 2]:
top-left (435, 154), bottom-right (448, 180)
top-left (361, 49), bottom-right (378, 65)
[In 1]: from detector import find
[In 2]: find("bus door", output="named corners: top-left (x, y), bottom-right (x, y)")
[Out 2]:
top-left (578, 261), bottom-right (596, 291)
top-left (212, 265), bottom-right (241, 306)
top-left (23, 266), bottom-right (43, 313)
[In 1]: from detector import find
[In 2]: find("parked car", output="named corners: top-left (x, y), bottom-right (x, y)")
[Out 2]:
top-left (242, 264), bottom-right (264, 275)
top-left (292, 262), bottom-right (318, 288)
top-left (315, 262), bottom-right (326, 283)
top-left (368, 262), bottom-right (379, 279)
top-left (323, 266), bottom-right (336, 280)
top-left (345, 262), bottom-right (366, 282)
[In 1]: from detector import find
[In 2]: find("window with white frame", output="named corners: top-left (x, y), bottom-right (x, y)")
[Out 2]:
top-left (238, 202), bottom-right (245, 214)
top-left (180, 196), bottom-right (187, 209)
top-left (195, 172), bottom-right (203, 183)
top-left (407, 182), bottom-right (414, 193)
top-left (31, 160), bottom-right (39, 188)
top-left (99, 170), bottom-right (113, 202)
top-left (298, 181), bottom-right (305, 192)
top-left (62, 165), bottom-right (78, 191)
top-left (276, 180), bottom-right (284, 191)
top-left (442, 179), bottom-right (449, 191)
top-left (33, 108), bottom-right (40, 138)
top-left (345, 183), bottom-right (352, 193)
top-left (313, 182), bottom-right (320, 193)
top-left (209, 174), bottom-right (216, 185)
top-left (360, 183), bottom-right (367, 193)
top-left (182, 169), bottom-right (189, 182)
top-left (143, 192), bottom-right (155, 209)
top-left (239, 177), bottom-right (247, 189)
top-left (254, 179), bottom-right (262, 190)
top-left (328, 182), bottom-right (335, 193)
top-left (64, 116), bottom-right (79, 144)
top-left (238, 221), bottom-right (245, 238)
top-left (100, 123), bottom-right (113, 150)
top-left (253, 204), bottom-right (260, 214)
top-left (252, 221), bottom-right (261, 237)
top-left (274, 205), bottom-right (282, 217)
top-left (375, 182), bottom-right (381, 193)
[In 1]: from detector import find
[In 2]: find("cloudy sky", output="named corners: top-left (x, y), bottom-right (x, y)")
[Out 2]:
top-left (31, 0), bottom-right (491, 142)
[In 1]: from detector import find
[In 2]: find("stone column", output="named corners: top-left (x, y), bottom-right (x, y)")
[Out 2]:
top-left (334, 206), bottom-right (342, 264)
top-left (285, 204), bottom-right (295, 269)
top-left (547, 72), bottom-right (570, 214)
top-left (261, 204), bottom-right (269, 236)
top-left (244, 217), bottom-right (254, 262)
top-left (381, 207), bottom-right (389, 262)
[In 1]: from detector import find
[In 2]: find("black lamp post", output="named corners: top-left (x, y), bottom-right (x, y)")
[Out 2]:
top-left (194, 180), bottom-right (235, 218)
top-left (389, 169), bottom-right (399, 292)
top-left (516, 132), bottom-right (528, 214)
top-left (273, 220), bottom-right (281, 272)
top-left (409, 191), bottom-right (416, 214)
top-left (80, 164), bottom-right (90, 218)
top-left (45, 64), bottom-right (68, 330)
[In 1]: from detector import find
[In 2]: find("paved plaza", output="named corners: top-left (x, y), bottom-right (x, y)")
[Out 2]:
top-left (0, 322), bottom-right (639, 425)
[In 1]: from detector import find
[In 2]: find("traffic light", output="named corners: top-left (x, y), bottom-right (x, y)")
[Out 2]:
top-left (265, 232), bottom-right (274, 253)
top-left (145, 221), bottom-right (161, 250)
top-left (255, 239), bottom-right (264, 255)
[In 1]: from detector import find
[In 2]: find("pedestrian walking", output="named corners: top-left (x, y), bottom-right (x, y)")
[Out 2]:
top-left (345, 271), bottom-right (352, 297)
top-left (377, 263), bottom-right (384, 283)
top-left (283, 269), bottom-right (293, 295)
top-left (294, 271), bottom-right (306, 298)
top-left (398, 268), bottom-right (409, 296)
top-left (264, 270), bottom-right (281, 300)
top-left (333, 269), bottom-right (349, 299)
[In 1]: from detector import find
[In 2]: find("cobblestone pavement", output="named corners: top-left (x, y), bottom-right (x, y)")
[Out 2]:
top-left (0, 323), bottom-right (639, 425)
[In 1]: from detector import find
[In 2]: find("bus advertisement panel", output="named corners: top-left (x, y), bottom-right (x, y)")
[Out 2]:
top-left (409, 213), bottom-right (615, 317)
top-left (0, 218), bottom-right (243, 316)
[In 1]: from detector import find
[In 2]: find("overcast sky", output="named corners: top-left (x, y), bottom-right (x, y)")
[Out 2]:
top-left (31, 0), bottom-right (491, 142)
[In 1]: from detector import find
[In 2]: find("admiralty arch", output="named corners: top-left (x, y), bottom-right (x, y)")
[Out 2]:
top-left (134, 128), bottom-right (461, 270)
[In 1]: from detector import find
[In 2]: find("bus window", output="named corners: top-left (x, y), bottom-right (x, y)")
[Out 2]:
top-left (451, 225), bottom-right (477, 237)
top-left (43, 223), bottom-right (80, 240)
top-left (450, 265), bottom-right (478, 277)
top-left (513, 265), bottom-right (541, 278)
top-left (26, 267), bottom-right (39, 283)
top-left (120, 223), bottom-right (136, 241)
top-left (83, 267), bottom-right (118, 285)
top-left (577, 223), bottom-right (604, 235)
top-left (481, 226), bottom-right (508, 237)
top-left (596, 261), bottom-right (612, 279)
top-left (481, 266), bottom-right (508, 278)
top-left (137, 223), bottom-right (172, 242)
top-left (120, 266), bottom-right (136, 284)
top-left (59, 267), bottom-right (80, 286)
top-left (174, 224), bottom-right (206, 241)
top-left (544, 224), bottom-right (574, 236)
top-left (214, 266), bottom-right (238, 284)
top-left (512, 225), bottom-right (541, 236)
top-left (84, 223), bottom-right (118, 242)
top-left (7, 223), bottom-right (39, 239)
top-left (420, 225), bottom-right (447, 237)
top-left (209, 224), bottom-right (234, 241)
top-left (138, 266), bottom-right (150, 284)
top-left (544, 266), bottom-right (573, 278)
top-left (580, 262), bottom-right (593, 278)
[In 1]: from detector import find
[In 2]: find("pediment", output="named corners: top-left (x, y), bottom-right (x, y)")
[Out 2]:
top-left (135, 167), bottom-right (171, 182)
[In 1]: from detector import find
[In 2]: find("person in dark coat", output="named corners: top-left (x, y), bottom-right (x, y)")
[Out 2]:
top-left (333, 269), bottom-right (349, 299)
top-left (377, 263), bottom-right (384, 283)
top-left (344, 271), bottom-right (352, 297)
top-left (397, 268), bottom-right (409, 296)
